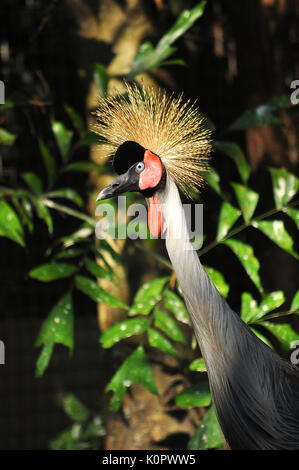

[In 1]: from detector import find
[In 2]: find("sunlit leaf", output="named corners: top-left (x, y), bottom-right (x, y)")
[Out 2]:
top-left (291, 291), bottom-right (299, 313)
top-left (164, 289), bottom-right (191, 325)
top-left (175, 382), bottom-right (211, 407)
top-left (260, 321), bottom-right (299, 353)
top-left (129, 277), bottom-right (169, 316)
top-left (31, 197), bottom-right (53, 234)
top-left (84, 257), bottom-right (113, 281)
top-left (0, 200), bottom-right (24, 246)
top-left (245, 291), bottom-right (285, 324)
top-left (51, 118), bottom-right (73, 161)
top-left (38, 138), bottom-right (56, 186)
top-left (283, 207), bottom-right (299, 230)
top-left (93, 63), bottom-right (109, 98)
top-left (203, 266), bottom-right (230, 298)
top-left (188, 407), bottom-right (223, 450)
top-left (47, 188), bottom-right (83, 208)
top-left (29, 262), bottom-right (77, 282)
top-left (153, 309), bottom-right (186, 344)
top-left (189, 357), bottom-right (207, 372)
top-left (106, 346), bottom-right (158, 411)
top-left (21, 172), bottom-right (43, 195)
top-left (148, 328), bottom-right (180, 361)
top-left (35, 292), bottom-right (74, 376)
top-left (231, 183), bottom-right (259, 222)
top-left (215, 141), bottom-right (250, 184)
top-left (216, 201), bottom-right (240, 240)
top-left (253, 220), bottom-right (298, 259)
top-left (100, 318), bottom-right (150, 348)
top-left (63, 394), bottom-right (91, 422)
top-left (241, 292), bottom-right (259, 323)
top-left (223, 239), bottom-right (263, 293)
top-left (0, 127), bottom-right (17, 145)
top-left (55, 248), bottom-right (85, 260)
top-left (259, 291), bottom-right (285, 317)
top-left (270, 167), bottom-right (299, 208)
top-left (75, 275), bottom-right (127, 309)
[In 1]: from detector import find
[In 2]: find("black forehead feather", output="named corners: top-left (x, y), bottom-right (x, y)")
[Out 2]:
top-left (113, 141), bottom-right (145, 175)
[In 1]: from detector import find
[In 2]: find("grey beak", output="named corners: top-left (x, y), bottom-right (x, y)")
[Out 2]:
top-left (96, 170), bottom-right (139, 201)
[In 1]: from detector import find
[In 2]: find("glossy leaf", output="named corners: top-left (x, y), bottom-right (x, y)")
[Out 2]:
top-left (188, 407), bottom-right (223, 450)
top-left (21, 172), bottom-right (43, 195)
top-left (55, 248), bottom-right (85, 260)
top-left (75, 275), bottom-right (127, 309)
top-left (215, 141), bottom-right (250, 184)
top-left (47, 189), bottom-right (83, 208)
top-left (93, 63), bottom-right (109, 98)
top-left (164, 289), bottom-right (191, 325)
top-left (283, 207), bottom-right (299, 230)
top-left (241, 292), bottom-right (259, 323)
top-left (148, 328), bottom-right (180, 361)
top-left (223, 238), bottom-right (263, 293)
top-left (189, 357), bottom-right (207, 372)
top-left (153, 309), bottom-right (186, 344)
top-left (29, 262), bottom-right (77, 282)
top-left (259, 291), bottom-right (285, 317)
top-left (84, 257), bottom-right (113, 281)
top-left (0, 200), bottom-right (24, 246)
top-left (231, 183), bottom-right (259, 222)
top-left (106, 346), bottom-right (158, 411)
top-left (291, 291), bottom-right (299, 313)
top-left (100, 318), bottom-right (150, 348)
top-left (32, 197), bottom-right (53, 234)
top-left (63, 394), bottom-right (91, 422)
top-left (270, 167), bottom-right (299, 208)
top-left (38, 138), bottom-right (56, 186)
top-left (203, 266), bottom-right (230, 298)
top-left (253, 220), bottom-right (298, 259)
top-left (260, 321), bottom-right (299, 353)
top-left (51, 118), bottom-right (73, 161)
top-left (0, 127), bottom-right (16, 145)
top-left (216, 201), bottom-right (240, 240)
top-left (129, 277), bottom-right (169, 316)
top-left (175, 382), bottom-right (211, 408)
top-left (35, 292), bottom-right (74, 376)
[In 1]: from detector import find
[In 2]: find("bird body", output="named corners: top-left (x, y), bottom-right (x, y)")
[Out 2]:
top-left (96, 83), bottom-right (299, 450)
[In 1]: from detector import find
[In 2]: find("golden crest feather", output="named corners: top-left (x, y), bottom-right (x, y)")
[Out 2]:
top-left (94, 83), bottom-right (212, 197)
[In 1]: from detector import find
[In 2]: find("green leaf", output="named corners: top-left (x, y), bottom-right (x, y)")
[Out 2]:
top-left (46, 189), bottom-right (83, 208)
top-left (241, 292), bottom-right (259, 323)
top-left (29, 262), bottom-right (77, 282)
top-left (228, 97), bottom-right (287, 131)
top-left (250, 328), bottom-right (273, 348)
top-left (269, 167), bottom-right (299, 208)
top-left (127, 1), bottom-right (206, 79)
top-left (35, 292), bottom-right (74, 376)
top-left (164, 290), bottom-right (191, 325)
top-left (216, 201), bottom-right (240, 240)
top-left (259, 291), bottom-right (285, 317)
top-left (64, 105), bottom-right (85, 137)
top-left (147, 328), bottom-right (180, 361)
top-left (21, 172), bottom-right (43, 195)
top-left (203, 266), bottom-right (230, 298)
top-left (189, 357), bottom-right (207, 372)
top-left (153, 309), bottom-right (186, 344)
top-left (51, 118), bottom-right (73, 161)
top-left (100, 317), bottom-right (150, 348)
top-left (252, 220), bottom-right (298, 259)
top-left (31, 197), bottom-right (53, 234)
top-left (0, 200), bottom-right (24, 246)
top-left (63, 394), bottom-right (91, 422)
top-left (0, 127), bottom-right (17, 145)
top-left (223, 239), bottom-right (263, 294)
top-left (215, 141), bottom-right (250, 184)
top-left (188, 407), bottom-right (223, 450)
top-left (38, 138), bottom-right (56, 186)
top-left (291, 291), bottom-right (299, 313)
top-left (106, 346), bottom-right (158, 411)
top-left (205, 168), bottom-right (222, 197)
top-left (93, 63), bottom-right (109, 98)
top-left (129, 277), bottom-right (169, 316)
top-left (75, 275), bottom-right (127, 309)
top-left (54, 248), bottom-right (85, 260)
top-left (283, 207), bottom-right (299, 230)
top-left (76, 131), bottom-right (105, 148)
top-left (84, 257), bottom-right (113, 281)
top-left (175, 382), bottom-right (211, 408)
top-left (260, 321), bottom-right (299, 353)
top-left (231, 183), bottom-right (259, 222)
top-left (63, 161), bottom-right (104, 173)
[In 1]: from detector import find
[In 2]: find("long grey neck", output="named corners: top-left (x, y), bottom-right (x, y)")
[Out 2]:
top-left (157, 177), bottom-right (244, 378)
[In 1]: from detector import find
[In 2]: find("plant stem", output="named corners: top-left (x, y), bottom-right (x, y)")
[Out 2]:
top-left (43, 198), bottom-right (96, 226)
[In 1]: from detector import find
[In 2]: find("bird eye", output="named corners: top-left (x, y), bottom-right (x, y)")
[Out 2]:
top-left (135, 162), bottom-right (145, 173)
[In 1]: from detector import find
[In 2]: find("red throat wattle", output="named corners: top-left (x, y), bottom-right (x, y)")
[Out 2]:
top-left (146, 194), bottom-right (163, 238)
